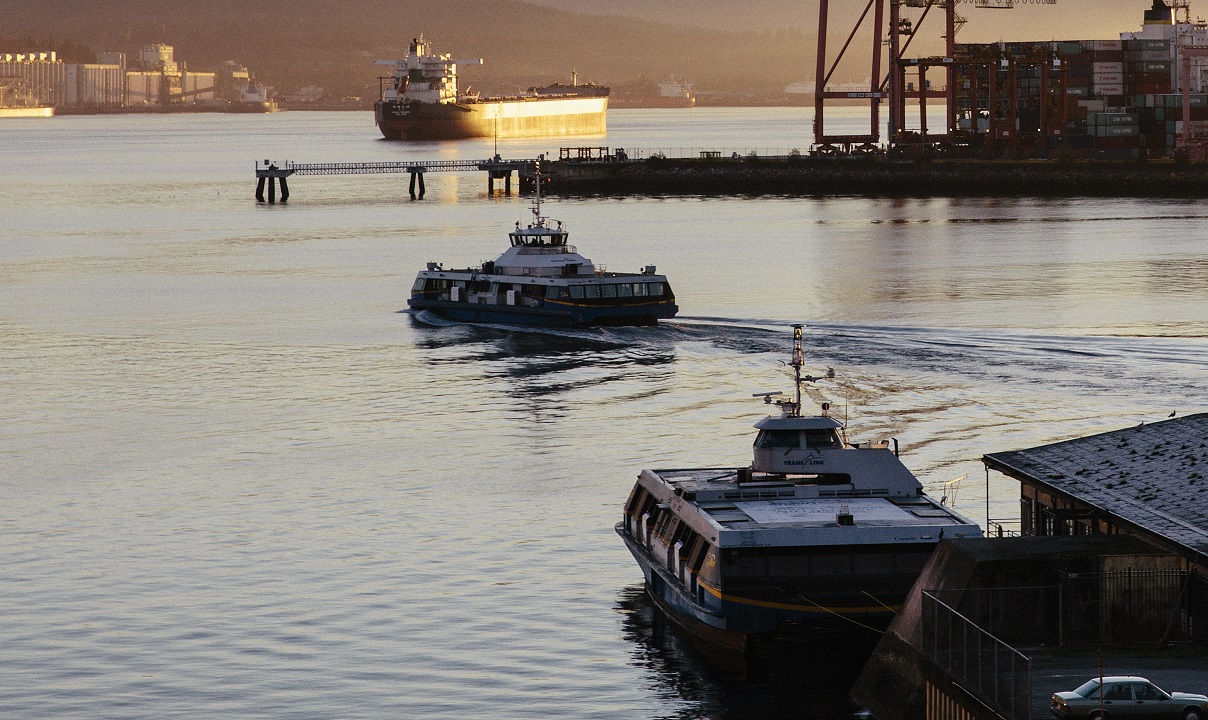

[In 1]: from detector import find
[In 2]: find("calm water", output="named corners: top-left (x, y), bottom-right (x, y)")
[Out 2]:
top-left (2, 108), bottom-right (1207, 719)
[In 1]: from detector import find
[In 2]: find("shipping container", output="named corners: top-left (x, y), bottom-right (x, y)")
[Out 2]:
top-left (1092, 62), bottom-right (1123, 73)
top-left (1173, 120), bottom-right (1208, 138)
top-left (1093, 134), bottom-right (1142, 148)
top-left (1094, 124), bottom-right (1140, 137)
top-left (1093, 73), bottom-right (1125, 85)
top-left (1088, 111), bottom-right (1139, 126)
top-left (1092, 40), bottom-right (1123, 51)
top-left (1095, 84), bottom-right (1125, 95)
top-left (1092, 50), bottom-right (1124, 62)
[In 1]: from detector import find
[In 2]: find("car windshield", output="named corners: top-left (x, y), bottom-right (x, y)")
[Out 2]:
top-left (1073, 680), bottom-right (1101, 698)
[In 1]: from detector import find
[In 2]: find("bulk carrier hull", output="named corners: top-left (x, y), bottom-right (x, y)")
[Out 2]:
top-left (375, 95), bottom-right (608, 140)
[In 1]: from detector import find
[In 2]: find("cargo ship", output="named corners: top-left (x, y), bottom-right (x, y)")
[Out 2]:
top-left (610, 81), bottom-right (695, 109)
top-left (375, 36), bottom-right (609, 140)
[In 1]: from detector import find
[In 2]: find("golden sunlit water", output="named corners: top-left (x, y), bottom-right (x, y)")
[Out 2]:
top-left (2, 108), bottom-right (1207, 719)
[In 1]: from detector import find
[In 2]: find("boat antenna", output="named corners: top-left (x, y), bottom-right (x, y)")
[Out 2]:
top-left (531, 157), bottom-right (546, 228)
top-left (789, 323), bottom-right (805, 417)
top-left (757, 324), bottom-right (834, 417)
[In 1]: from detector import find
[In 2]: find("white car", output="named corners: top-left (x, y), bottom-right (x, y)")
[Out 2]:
top-left (1052, 677), bottom-right (1208, 720)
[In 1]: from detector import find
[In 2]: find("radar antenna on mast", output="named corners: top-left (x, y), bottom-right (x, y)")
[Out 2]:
top-left (753, 323), bottom-right (835, 418)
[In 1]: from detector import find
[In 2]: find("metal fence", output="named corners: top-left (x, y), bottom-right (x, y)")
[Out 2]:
top-left (922, 591), bottom-right (1033, 720)
top-left (619, 147), bottom-right (805, 160)
top-left (1060, 570), bottom-right (1201, 646)
top-left (927, 571), bottom-right (1208, 648)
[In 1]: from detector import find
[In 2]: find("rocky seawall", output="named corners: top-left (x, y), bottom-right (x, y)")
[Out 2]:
top-left (541, 157), bottom-right (1208, 197)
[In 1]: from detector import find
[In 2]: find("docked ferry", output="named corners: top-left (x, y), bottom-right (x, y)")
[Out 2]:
top-left (375, 36), bottom-right (608, 140)
top-left (407, 175), bottom-right (676, 327)
top-left (617, 325), bottom-right (981, 668)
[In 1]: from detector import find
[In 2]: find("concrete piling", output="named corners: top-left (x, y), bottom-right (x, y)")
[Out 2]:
top-left (409, 171), bottom-right (425, 200)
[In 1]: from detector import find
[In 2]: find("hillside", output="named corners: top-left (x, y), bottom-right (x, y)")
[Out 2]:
top-left (4, 0), bottom-right (819, 97)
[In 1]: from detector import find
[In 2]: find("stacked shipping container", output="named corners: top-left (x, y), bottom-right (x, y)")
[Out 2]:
top-left (954, 36), bottom-right (1190, 156)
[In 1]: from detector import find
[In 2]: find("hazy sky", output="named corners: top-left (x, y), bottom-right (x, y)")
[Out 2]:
top-left (521, 0), bottom-right (1159, 41)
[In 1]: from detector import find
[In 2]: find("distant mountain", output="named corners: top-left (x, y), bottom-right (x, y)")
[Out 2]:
top-left (5, 0), bottom-right (1151, 100)
top-left (520, 0), bottom-right (1146, 41)
top-left (3, 0), bottom-right (819, 97)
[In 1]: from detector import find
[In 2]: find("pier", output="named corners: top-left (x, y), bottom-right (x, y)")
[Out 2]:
top-left (254, 156), bottom-right (535, 201)
top-left (853, 413), bottom-right (1208, 720)
top-left (255, 149), bottom-right (1208, 201)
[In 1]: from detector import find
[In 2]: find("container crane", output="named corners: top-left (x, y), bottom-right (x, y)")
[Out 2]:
top-left (813, 0), bottom-right (1061, 156)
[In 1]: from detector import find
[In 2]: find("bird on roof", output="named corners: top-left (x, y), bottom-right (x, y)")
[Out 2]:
top-left (1169, 411), bottom-right (1177, 418)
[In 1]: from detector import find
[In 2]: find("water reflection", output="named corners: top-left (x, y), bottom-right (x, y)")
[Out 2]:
top-left (616, 586), bottom-right (872, 720)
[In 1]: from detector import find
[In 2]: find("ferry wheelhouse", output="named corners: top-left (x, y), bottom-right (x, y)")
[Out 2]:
top-left (616, 325), bottom-right (981, 669)
top-left (407, 174), bottom-right (676, 327)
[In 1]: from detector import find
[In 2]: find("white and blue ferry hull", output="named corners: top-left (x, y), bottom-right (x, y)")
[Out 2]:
top-left (616, 522), bottom-right (896, 664)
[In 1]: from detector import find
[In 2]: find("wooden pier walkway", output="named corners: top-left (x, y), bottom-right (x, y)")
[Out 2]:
top-left (254, 156), bottom-right (536, 201)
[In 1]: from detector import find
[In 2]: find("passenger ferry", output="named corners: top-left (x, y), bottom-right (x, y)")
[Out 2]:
top-left (617, 325), bottom-right (981, 670)
top-left (407, 170), bottom-right (676, 327)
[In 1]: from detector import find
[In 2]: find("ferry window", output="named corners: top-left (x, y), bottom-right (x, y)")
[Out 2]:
top-left (765, 554), bottom-right (811, 575)
top-left (585, 285), bottom-right (601, 299)
top-left (633, 283), bottom-right (647, 296)
top-left (805, 430), bottom-right (840, 448)
top-left (618, 283), bottom-right (633, 297)
top-left (601, 285), bottom-right (617, 298)
top-left (811, 553), bottom-right (852, 576)
top-left (756, 431), bottom-right (799, 449)
top-left (859, 553), bottom-right (895, 576)
top-left (624, 487), bottom-right (649, 514)
top-left (895, 551), bottom-right (930, 575)
top-left (546, 286), bottom-right (566, 299)
top-left (646, 282), bottom-right (664, 296)
top-left (412, 278), bottom-right (426, 292)
top-left (654, 514), bottom-right (678, 541)
top-left (569, 286), bottom-right (585, 299)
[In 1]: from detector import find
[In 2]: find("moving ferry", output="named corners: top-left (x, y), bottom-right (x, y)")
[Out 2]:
top-left (617, 325), bottom-right (981, 669)
top-left (407, 173), bottom-right (676, 327)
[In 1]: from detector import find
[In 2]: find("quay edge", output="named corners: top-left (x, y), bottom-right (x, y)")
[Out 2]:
top-left (851, 535), bottom-right (1204, 720)
top-left (540, 156), bottom-right (1208, 198)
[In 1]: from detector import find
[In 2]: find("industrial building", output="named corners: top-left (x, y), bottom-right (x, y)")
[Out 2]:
top-left (983, 412), bottom-right (1208, 565)
top-left (0, 43), bottom-right (258, 111)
